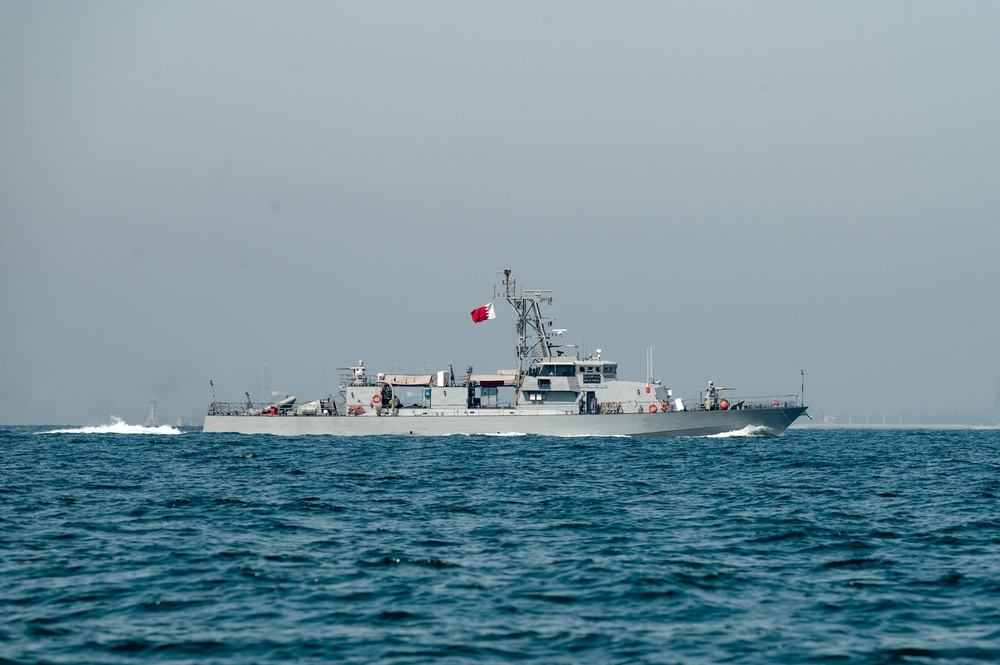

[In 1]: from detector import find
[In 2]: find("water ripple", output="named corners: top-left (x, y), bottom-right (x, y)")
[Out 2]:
top-left (2, 426), bottom-right (999, 662)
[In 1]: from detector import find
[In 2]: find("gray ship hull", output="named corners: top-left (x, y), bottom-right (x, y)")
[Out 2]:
top-left (203, 406), bottom-right (806, 437)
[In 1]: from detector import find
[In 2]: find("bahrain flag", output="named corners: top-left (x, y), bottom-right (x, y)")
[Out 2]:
top-left (470, 302), bottom-right (496, 323)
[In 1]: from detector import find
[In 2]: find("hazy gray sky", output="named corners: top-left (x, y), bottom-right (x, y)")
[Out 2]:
top-left (3, 1), bottom-right (998, 425)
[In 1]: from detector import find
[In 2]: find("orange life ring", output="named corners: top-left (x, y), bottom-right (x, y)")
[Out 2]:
top-left (371, 394), bottom-right (381, 404)
top-left (649, 404), bottom-right (657, 413)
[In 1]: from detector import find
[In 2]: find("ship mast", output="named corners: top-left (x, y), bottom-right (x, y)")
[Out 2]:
top-left (497, 270), bottom-right (557, 397)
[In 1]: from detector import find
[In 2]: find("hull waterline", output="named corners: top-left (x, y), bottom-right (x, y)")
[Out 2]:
top-left (203, 406), bottom-right (807, 437)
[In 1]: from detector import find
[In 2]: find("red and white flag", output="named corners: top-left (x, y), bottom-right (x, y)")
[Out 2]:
top-left (470, 302), bottom-right (496, 323)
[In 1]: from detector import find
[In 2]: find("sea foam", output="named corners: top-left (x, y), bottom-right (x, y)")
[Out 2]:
top-left (41, 416), bottom-right (182, 435)
top-left (705, 424), bottom-right (776, 438)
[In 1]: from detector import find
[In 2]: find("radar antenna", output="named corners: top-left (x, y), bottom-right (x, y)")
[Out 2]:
top-left (496, 270), bottom-right (561, 403)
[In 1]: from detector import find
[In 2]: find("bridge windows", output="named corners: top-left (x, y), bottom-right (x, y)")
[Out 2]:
top-left (538, 364), bottom-right (575, 377)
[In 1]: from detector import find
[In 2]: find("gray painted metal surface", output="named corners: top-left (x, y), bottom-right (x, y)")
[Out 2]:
top-left (203, 406), bottom-right (807, 437)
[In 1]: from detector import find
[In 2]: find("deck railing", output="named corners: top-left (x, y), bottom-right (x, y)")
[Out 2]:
top-left (207, 401), bottom-right (271, 416)
top-left (208, 392), bottom-right (802, 416)
top-left (693, 393), bottom-right (801, 410)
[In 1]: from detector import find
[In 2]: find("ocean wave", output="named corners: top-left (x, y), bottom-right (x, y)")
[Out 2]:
top-left (5, 426), bottom-right (999, 664)
top-left (41, 416), bottom-right (182, 435)
top-left (705, 424), bottom-right (776, 438)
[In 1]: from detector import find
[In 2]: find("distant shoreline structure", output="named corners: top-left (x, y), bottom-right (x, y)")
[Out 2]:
top-left (792, 423), bottom-right (999, 431)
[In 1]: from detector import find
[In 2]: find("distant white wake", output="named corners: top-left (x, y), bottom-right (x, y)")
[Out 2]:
top-left (448, 432), bottom-right (529, 437)
top-left (41, 416), bottom-right (182, 435)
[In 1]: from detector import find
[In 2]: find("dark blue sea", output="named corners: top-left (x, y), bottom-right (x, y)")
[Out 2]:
top-left (2, 424), bottom-right (999, 664)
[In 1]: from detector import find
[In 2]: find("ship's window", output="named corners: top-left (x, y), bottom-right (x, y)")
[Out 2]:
top-left (557, 365), bottom-right (574, 377)
top-left (539, 365), bottom-right (555, 376)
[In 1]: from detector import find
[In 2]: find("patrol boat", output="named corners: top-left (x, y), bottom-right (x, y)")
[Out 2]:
top-left (203, 271), bottom-right (808, 437)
